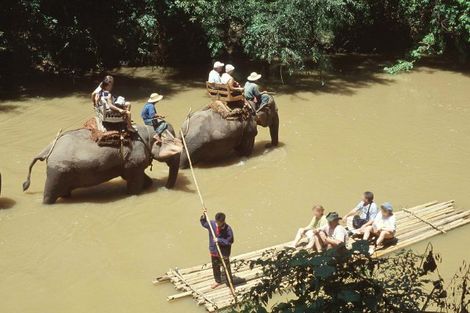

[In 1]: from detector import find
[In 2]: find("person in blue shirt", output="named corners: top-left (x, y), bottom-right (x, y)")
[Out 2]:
top-left (141, 92), bottom-right (163, 125)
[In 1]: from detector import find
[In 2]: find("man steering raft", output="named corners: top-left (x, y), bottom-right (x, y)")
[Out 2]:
top-left (200, 209), bottom-right (234, 289)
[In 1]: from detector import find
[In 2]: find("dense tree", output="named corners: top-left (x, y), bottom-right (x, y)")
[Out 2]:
top-left (236, 242), bottom-right (469, 313)
top-left (0, 0), bottom-right (468, 77)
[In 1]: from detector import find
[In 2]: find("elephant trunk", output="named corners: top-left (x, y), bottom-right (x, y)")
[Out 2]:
top-left (269, 111), bottom-right (279, 146)
top-left (165, 153), bottom-right (180, 188)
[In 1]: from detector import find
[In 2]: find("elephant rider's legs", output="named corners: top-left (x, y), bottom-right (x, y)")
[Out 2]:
top-left (149, 119), bottom-right (183, 159)
top-left (246, 94), bottom-right (270, 112)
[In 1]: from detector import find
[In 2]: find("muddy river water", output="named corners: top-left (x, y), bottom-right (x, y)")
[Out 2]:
top-left (0, 62), bottom-right (469, 313)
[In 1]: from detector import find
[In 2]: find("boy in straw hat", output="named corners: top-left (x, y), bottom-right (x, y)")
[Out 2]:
top-left (141, 92), bottom-right (166, 137)
top-left (244, 72), bottom-right (269, 110)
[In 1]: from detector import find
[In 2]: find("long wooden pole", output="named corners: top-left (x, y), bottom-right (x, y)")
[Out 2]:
top-left (179, 130), bottom-right (238, 303)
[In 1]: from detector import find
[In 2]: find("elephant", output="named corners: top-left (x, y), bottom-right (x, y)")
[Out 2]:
top-left (23, 124), bottom-right (180, 204)
top-left (179, 96), bottom-right (279, 168)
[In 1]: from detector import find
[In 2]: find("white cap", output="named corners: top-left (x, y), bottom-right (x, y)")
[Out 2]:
top-left (225, 64), bottom-right (235, 72)
top-left (115, 96), bottom-right (126, 105)
top-left (213, 61), bottom-right (224, 68)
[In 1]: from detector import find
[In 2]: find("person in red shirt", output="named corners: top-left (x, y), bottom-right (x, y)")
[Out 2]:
top-left (200, 209), bottom-right (234, 289)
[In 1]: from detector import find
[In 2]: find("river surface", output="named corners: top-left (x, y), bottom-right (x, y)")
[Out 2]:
top-left (0, 61), bottom-right (469, 313)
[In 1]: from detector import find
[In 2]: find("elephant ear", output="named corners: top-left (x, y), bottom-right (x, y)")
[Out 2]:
top-left (154, 137), bottom-right (183, 162)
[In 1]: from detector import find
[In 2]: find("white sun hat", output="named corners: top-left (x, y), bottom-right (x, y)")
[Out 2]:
top-left (148, 92), bottom-right (163, 103)
top-left (213, 61), bottom-right (224, 68)
top-left (225, 64), bottom-right (235, 72)
top-left (115, 96), bottom-right (126, 105)
top-left (247, 72), bottom-right (262, 81)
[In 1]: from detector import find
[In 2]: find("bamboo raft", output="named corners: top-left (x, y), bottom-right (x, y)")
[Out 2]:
top-left (154, 200), bottom-right (470, 312)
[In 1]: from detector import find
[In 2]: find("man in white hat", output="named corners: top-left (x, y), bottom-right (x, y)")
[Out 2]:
top-left (141, 92), bottom-right (164, 127)
top-left (208, 61), bottom-right (224, 83)
top-left (244, 72), bottom-right (268, 110)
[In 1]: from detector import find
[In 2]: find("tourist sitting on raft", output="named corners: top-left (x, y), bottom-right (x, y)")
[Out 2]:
top-left (200, 209), bottom-right (234, 289)
top-left (361, 202), bottom-right (396, 253)
top-left (314, 212), bottom-right (348, 252)
top-left (208, 61), bottom-right (224, 83)
top-left (290, 205), bottom-right (327, 249)
top-left (93, 75), bottom-right (136, 133)
top-left (244, 72), bottom-right (270, 111)
top-left (343, 191), bottom-right (378, 235)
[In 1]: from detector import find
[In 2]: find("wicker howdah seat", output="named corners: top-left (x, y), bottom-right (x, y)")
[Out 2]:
top-left (206, 82), bottom-right (244, 103)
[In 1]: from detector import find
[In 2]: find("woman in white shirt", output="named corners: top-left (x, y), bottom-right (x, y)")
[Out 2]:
top-left (363, 202), bottom-right (396, 249)
top-left (221, 64), bottom-right (243, 94)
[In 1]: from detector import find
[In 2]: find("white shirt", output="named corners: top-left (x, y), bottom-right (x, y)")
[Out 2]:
top-left (372, 212), bottom-right (396, 232)
top-left (208, 69), bottom-right (222, 83)
top-left (322, 224), bottom-right (348, 243)
top-left (354, 201), bottom-right (378, 221)
top-left (221, 73), bottom-right (233, 84)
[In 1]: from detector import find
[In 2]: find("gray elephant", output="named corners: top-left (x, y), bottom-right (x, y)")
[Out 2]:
top-left (179, 96), bottom-right (279, 168)
top-left (23, 125), bottom-right (179, 204)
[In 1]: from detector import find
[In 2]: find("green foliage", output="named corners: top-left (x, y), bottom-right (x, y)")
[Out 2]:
top-left (176, 0), bottom-right (362, 71)
top-left (236, 242), bottom-right (470, 313)
top-left (0, 0), bottom-right (468, 76)
top-left (386, 0), bottom-right (470, 73)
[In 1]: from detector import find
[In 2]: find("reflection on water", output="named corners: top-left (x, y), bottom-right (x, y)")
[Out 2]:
top-left (0, 60), bottom-right (469, 313)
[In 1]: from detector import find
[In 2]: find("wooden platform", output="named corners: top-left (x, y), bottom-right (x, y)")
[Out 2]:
top-left (154, 200), bottom-right (470, 312)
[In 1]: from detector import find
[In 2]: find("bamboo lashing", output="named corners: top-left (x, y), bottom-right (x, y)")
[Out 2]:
top-left (155, 200), bottom-right (470, 312)
top-left (403, 208), bottom-right (446, 234)
top-left (179, 130), bottom-right (238, 303)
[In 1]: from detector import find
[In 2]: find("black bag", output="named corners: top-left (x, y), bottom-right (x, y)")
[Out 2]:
top-left (352, 203), bottom-right (373, 229)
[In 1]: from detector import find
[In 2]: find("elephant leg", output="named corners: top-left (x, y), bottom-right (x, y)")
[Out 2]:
top-left (143, 173), bottom-right (153, 189)
top-left (124, 170), bottom-right (146, 195)
top-left (43, 168), bottom-right (64, 204)
top-left (236, 135), bottom-right (255, 157)
top-left (268, 111), bottom-right (279, 147)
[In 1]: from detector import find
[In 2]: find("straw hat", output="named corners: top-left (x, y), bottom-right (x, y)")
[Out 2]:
top-left (148, 93), bottom-right (163, 103)
top-left (213, 61), bottom-right (224, 68)
top-left (247, 72), bottom-right (262, 81)
top-left (225, 64), bottom-right (235, 73)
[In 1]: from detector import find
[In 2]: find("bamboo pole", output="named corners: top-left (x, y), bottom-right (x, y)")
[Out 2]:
top-left (180, 130), bottom-right (238, 303)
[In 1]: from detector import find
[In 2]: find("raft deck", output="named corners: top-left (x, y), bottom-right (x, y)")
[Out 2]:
top-left (154, 200), bottom-right (470, 312)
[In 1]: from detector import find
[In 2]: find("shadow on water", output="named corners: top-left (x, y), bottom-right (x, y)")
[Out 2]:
top-left (55, 174), bottom-right (194, 204)
top-left (193, 140), bottom-right (285, 169)
top-left (1, 55), bottom-right (468, 103)
top-left (0, 66), bottom-right (206, 102)
top-left (0, 197), bottom-right (16, 210)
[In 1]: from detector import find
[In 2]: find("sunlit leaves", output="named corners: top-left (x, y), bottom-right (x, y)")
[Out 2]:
top-left (235, 243), bottom-right (469, 313)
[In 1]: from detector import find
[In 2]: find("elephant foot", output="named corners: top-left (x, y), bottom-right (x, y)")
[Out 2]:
top-left (43, 194), bottom-right (58, 204)
top-left (265, 141), bottom-right (279, 148)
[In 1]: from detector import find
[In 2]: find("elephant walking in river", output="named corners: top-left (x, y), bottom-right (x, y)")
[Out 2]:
top-left (179, 97), bottom-right (279, 168)
top-left (23, 125), bottom-right (180, 204)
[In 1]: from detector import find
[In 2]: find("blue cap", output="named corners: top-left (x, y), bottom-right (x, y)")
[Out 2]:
top-left (381, 202), bottom-right (393, 212)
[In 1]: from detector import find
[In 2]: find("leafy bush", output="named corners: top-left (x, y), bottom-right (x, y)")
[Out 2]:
top-left (236, 242), bottom-right (469, 312)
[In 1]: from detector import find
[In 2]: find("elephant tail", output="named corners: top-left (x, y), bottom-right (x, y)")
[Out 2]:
top-left (22, 145), bottom-right (51, 191)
